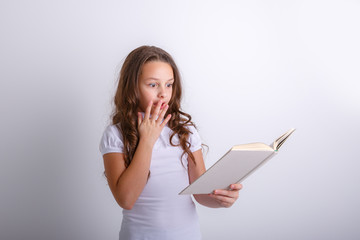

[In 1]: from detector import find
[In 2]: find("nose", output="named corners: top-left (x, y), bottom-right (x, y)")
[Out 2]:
top-left (158, 86), bottom-right (167, 98)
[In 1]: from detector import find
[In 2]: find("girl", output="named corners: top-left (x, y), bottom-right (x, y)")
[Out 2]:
top-left (99, 46), bottom-right (243, 240)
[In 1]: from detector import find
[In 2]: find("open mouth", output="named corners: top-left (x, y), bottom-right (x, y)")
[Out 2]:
top-left (154, 102), bottom-right (167, 109)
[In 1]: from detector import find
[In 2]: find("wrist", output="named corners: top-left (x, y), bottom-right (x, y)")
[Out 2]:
top-left (138, 137), bottom-right (156, 149)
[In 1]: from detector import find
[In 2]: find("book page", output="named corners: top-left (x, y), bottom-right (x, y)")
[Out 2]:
top-left (272, 128), bottom-right (296, 150)
top-left (232, 142), bottom-right (273, 151)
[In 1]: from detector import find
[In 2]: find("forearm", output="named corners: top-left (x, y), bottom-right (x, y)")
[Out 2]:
top-left (114, 139), bottom-right (153, 209)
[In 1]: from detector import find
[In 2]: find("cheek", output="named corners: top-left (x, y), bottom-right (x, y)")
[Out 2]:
top-left (145, 90), bottom-right (156, 100)
top-left (140, 89), bottom-right (155, 105)
top-left (168, 88), bottom-right (174, 100)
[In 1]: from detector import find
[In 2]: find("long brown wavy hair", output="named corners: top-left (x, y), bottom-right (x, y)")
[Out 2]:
top-left (111, 45), bottom-right (197, 169)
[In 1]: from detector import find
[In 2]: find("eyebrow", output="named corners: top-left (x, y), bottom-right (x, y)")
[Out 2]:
top-left (144, 78), bottom-right (174, 82)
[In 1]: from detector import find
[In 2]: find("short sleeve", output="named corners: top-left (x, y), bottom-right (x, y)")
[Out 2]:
top-left (188, 125), bottom-right (202, 152)
top-left (99, 124), bottom-right (124, 155)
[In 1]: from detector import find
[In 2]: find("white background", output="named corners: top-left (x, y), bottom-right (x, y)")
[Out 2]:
top-left (1, 0), bottom-right (359, 239)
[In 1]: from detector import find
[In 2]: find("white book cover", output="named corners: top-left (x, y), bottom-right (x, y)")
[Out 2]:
top-left (179, 128), bottom-right (295, 195)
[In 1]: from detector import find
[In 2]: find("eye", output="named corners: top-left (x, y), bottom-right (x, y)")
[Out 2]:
top-left (166, 83), bottom-right (173, 88)
top-left (149, 83), bottom-right (157, 87)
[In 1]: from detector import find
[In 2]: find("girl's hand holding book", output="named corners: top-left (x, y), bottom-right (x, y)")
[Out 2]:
top-left (209, 184), bottom-right (243, 208)
top-left (137, 100), bottom-right (171, 146)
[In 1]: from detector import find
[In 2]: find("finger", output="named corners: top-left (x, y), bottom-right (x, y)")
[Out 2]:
top-left (160, 114), bottom-right (172, 128)
top-left (144, 101), bottom-right (153, 120)
top-left (209, 194), bottom-right (235, 208)
top-left (137, 112), bottom-right (142, 126)
top-left (156, 104), bottom-right (168, 124)
top-left (213, 197), bottom-right (233, 208)
top-left (152, 100), bottom-right (162, 120)
top-left (211, 193), bottom-right (237, 203)
top-left (230, 184), bottom-right (243, 191)
top-left (219, 200), bottom-right (233, 208)
top-left (213, 189), bottom-right (239, 199)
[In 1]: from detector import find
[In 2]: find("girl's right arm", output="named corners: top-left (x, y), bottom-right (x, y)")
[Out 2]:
top-left (103, 101), bottom-right (171, 210)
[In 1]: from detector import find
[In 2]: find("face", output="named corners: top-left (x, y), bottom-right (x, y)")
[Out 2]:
top-left (138, 61), bottom-right (174, 114)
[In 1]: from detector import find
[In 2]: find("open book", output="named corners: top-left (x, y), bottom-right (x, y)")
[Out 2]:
top-left (179, 128), bottom-right (295, 195)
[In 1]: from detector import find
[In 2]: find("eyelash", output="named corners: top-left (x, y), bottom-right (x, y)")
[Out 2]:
top-left (149, 83), bottom-right (173, 88)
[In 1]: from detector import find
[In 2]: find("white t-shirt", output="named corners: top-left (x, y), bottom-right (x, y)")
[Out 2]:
top-left (99, 122), bottom-right (203, 240)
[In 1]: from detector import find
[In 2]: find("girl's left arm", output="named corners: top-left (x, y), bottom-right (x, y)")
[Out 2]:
top-left (188, 149), bottom-right (243, 208)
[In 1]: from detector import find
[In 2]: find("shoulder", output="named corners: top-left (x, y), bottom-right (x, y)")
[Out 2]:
top-left (183, 122), bottom-right (199, 136)
top-left (185, 123), bottom-right (202, 152)
top-left (186, 124), bottom-right (197, 133)
top-left (104, 124), bottom-right (122, 138)
top-left (101, 124), bottom-right (124, 144)
top-left (99, 123), bottom-right (124, 155)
